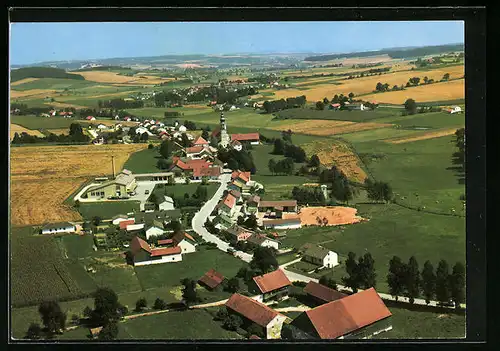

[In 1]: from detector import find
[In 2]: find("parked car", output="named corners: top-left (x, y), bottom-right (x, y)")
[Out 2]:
top-left (145, 190), bottom-right (150, 194)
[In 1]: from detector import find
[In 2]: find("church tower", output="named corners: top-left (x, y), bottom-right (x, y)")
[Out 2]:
top-left (219, 111), bottom-right (230, 148)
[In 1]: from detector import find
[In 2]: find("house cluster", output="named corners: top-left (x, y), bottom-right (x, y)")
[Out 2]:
top-left (329, 102), bottom-right (368, 111)
top-left (220, 268), bottom-right (392, 340)
top-left (223, 224), bottom-right (280, 250)
top-left (128, 232), bottom-right (197, 266)
top-left (444, 106), bottom-right (462, 114)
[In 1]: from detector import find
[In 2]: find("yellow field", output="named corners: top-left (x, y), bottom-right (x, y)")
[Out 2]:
top-left (302, 139), bottom-right (367, 182)
top-left (10, 124), bottom-right (44, 140)
top-left (273, 65), bottom-right (464, 101)
top-left (10, 144), bottom-right (147, 226)
top-left (77, 71), bottom-right (173, 85)
top-left (10, 89), bottom-right (57, 99)
top-left (44, 101), bottom-right (89, 109)
top-left (383, 128), bottom-right (458, 144)
top-left (10, 78), bottom-right (40, 86)
top-left (46, 128), bottom-right (70, 136)
top-left (362, 79), bottom-right (465, 105)
top-left (269, 119), bottom-right (392, 136)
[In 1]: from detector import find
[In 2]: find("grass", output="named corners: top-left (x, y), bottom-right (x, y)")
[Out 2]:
top-left (161, 183), bottom-right (219, 200)
top-left (275, 108), bottom-right (397, 123)
top-left (134, 248), bottom-right (246, 290)
top-left (276, 252), bottom-right (299, 265)
top-left (11, 78), bottom-right (99, 91)
top-left (122, 147), bottom-right (162, 173)
top-left (383, 112), bottom-right (465, 129)
top-left (78, 201), bottom-right (141, 220)
top-left (11, 115), bottom-right (78, 129)
top-left (56, 234), bottom-right (95, 259)
top-left (373, 306), bottom-right (465, 339)
top-left (287, 260), bottom-right (321, 273)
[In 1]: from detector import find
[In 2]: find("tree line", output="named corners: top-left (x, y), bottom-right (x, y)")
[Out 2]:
top-left (291, 186), bottom-right (326, 205)
top-left (262, 96), bottom-right (307, 113)
top-left (453, 128), bottom-right (465, 169)
top-left (11, 123), bottom-right (90, 145)
top-left (100, 98), bottom-right (144, 109)
top-left (218, 148), bottom-right (257, 174)
top-left (318, 165), bottom-right (354, 204)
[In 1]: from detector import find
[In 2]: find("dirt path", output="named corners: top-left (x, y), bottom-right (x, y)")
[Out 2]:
top-left (384, 128), bottom-right (457, 144)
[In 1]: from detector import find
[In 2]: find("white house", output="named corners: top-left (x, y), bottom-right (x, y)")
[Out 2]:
top-left (446, 106), bottom-right (462, 114)
top-left (262, 218), bottom-right (302, 230)
top-left (302, 245), bottom-right (339, 268)
top-left (130, 236), bottom-right (182, 266)
top-left (41, 222), bottom-right (76, 235)
top-left (347, 103), bottom-right (366, 111)
top-left (178, 125), bottom-right (187, 133)
top-left (247, 234), bottom-right (280, 250)
top-left (97, 124), bottom-right (107, 130)
top-left (172, 232), bottom-right (197, 254)
top-left (135, 127), bottom-right (148, 135)
top-left (158, 196), bottom-right (175, 211)
top-left (111, 214), bottom-right (129, 225)
top-left (126, 223), bottom-right (145, 232)
top-left (231, 140), bottom-right (243, 151)
top-left (145, 220), bottom-right (165, 239)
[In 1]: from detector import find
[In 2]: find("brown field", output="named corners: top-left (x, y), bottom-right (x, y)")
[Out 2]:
top-left (269, 120), bottom-right (392, 137)
top-left (10, 124), bottom-right (44, 140)
top-left (285, 206), bottom-right (366, 226)
top-left (10, 89), bottom-right (57, 99)
top-left (384, 128), bottom-right (458, 144)
top-left (46, 128), bottom-right (70, 136)
top-left (362, 79), bottom-right (465, 105)
top-left (44, 101), bottom-right (89, 109)
top-left (77, 71), bottom-right (172, 85)
top-left (11, 78), bottom-right (40, 86)
top-left (273, 65), bottom-right (464, 101)
top-left (302, 139), bottom-right (368, 182)
top-left (10, 144), bottom-right (147, 226)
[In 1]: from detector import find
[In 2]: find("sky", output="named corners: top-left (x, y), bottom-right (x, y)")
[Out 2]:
top-left (10, 21), bottom-right (464, 65)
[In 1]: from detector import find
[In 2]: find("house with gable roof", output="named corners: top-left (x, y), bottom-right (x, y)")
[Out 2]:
top-left (198, 268), bottom-right (225, 290)
top-left (171, 232), bottom-right (197, 254)
top-left (302, 244), bottom-right (339, 269)
top-left (129, 236), bottom-right (182, 266)
top-left (252, 269), bottom-right (292, 303)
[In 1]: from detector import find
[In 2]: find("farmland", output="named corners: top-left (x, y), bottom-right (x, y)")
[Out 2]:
top-left (275, 108), bottom-right (398, 122)
top-left (10, 124), bottom-right (45, 140)
top-left (10, 144), bottom-right (147, 225)
top-left (268, 119), bottom-right (393, 137)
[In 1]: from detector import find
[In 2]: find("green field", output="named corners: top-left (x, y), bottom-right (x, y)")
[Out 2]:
top-left (122, 148), bottom-right (163, 173)
top-left (78, 201), bottom-right (141, 220)
top-left (275, 108), bottom-right (397, 123)
top-left (384, 112), bottom-right (465, 129)
top-left (56, 235), bottom-right (95, 259)
top-left (11, 115), bottom-right (80, 129)
top-left (11, 78), bottom-right (99, 91)
top-left (374, 306), bottom-right (465, 339)
top-left (160, 183), bottom-right (219, 200)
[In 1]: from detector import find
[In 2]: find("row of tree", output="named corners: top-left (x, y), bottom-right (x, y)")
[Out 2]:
top-left (11, 123), bottom-right (90, 145)
top-left (388, 257), bottom-right (465, 307)
top-left (218, 148), bottom-right (256, 173)
top-left (453, 128), bottom-right (465, 169)
top-left (318, 165), bottom-right (354, 204)
top-left (291, 186), bottom-right (326, 205)
top-left (341, 252), bottom-right (377, 293)
top-left (101, 98), bottom-right (144, 110)
top-left (262, 96), bottom-right (307, 113)
top-left (364, 178), bottom-right (393, 202)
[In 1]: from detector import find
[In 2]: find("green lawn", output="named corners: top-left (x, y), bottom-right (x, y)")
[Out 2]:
top-left (384, 112), bottom-right (465, 129)
top-left (374, 306), bottom-right (465, 339)
top-left (11, 78), bottom-right (99, 91)
top-left (275, 108), bottom-right (397, 123)
top-left (78, 201), bottom-right (140, 220)
top-left (276, 252), bottom-right (299, 265)
top-left (134, 248), bottom-right (246, 290)
top-left (11, 115), bottom-right (78, 129)
top-left (122, 148), bottom-right (162, 173)
top-left (56, 234), bottom-right (95, 259)
top-left (161, 183), bottom-right (219, 200)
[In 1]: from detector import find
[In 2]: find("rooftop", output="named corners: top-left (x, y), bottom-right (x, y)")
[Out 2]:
top-left (225, 293), bottom-right (283, 327)
top-left (198, 268), bottom-right (225, 289)
top-left (303, 281), bottom-right (348, 303)
top-left (41, 221), bottom-right (74, 230)
top-left (150, 246), bottom-right (182, 257)
top-left (258, 200), bottom-right (297, 208)
top-left (253, 269), bottom-right (291, 294)
top-left (303, 245), bottom-right (332, 260)
top-left (231, 133), bottom-right (260, 142)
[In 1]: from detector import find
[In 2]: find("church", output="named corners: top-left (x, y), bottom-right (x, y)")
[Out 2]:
top-left (212, 112), bottom-right (260, 149)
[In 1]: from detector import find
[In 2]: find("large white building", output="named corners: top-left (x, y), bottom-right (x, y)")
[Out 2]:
top-left (40, 222), bottom-right (76, 235)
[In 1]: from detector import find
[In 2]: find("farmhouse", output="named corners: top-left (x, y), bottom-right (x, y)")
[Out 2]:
top-left (171, 232), bottom-right (197, 254)
top-left (247, 233), bottom-right (280, 250)
top-left (145, 220), bottom-right (165, 239)
top-left (445, 106), bottom-right (462, 114)
top-left (119, 219), bottom-right (135, 230)
top-left (346, 103), bottom-right (366, 111)
top-left (184, 146), bottom-right (214, 160)
top-left (40, 222), bottom-right (76, 235)
top-left (217, 192), bottom-right (238, 226)
top-left (223, 224), bottom-right (254, 243)
top-left (198, 268), bottom-right (225, 290)
top-left (246, 195), bottom-right (261, 214)
top-left (258, 200), bottom-right (298, 214)
top-left (193, 136), bottom-right (210, 148)
top-left (303, 281), bottom-right (347, 306)
top-left (129, 236), bottom-right (182, 266)
top-left (134, 209), bottom-right (182, 225)
top-left (302, 245), bottom-right (339, 268)
top-left (225, 293), bottom-right (288, 339)
top-left (126, 223), bottom-right (145, 232)
top-left (111, 214), bottom-right (129, 225)
top-left (192, 166), bottom-right (221, 181)
top-left (290, 288), bottom-right (392, 339)
top-left (231, 133), bottom-right (260, 145)
top-left (84, 169), bottom-right (137, 199)
top-left (329, 103), bottom-right (341, 110)
top-left (262, 218), bottom-right (302, 230)
top-left (229, 189), bottom-right (243, 204)
top-left (252, 269), bottom-right (292, 303)
top-left (86, 116), bottom-right (96, 121)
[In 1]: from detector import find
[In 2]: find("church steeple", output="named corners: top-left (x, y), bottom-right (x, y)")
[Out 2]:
top-left (219, 111), bottom-right (230, 148)
top-left (220, 111), bottom-right (227, 131)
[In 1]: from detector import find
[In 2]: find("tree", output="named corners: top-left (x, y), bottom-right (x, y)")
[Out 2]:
top-left (421, 260), bottom-right (436, 304)
top-left (181, 278), bottom-right (199, 306)
top-left (247, 323), bottom-right (265, 338)
top-left (226, 277), bottom-right (241, 293)
top-left (268, 159), bottom-right (277, 175)
top-left (38, 301), bottom-right (66, 335)
top-left (323, 97), bottom-right (329, 105)
top-left (250, 247), bottom-right (278, 273)
top-left (157, 158), bottom-right (171, 170)
top-left (449, 262), bottom-right (465, 308)
top-left (404, 98), bottom-right (417, 115)
top-left (83, 306), bottom-right (93, 319)
top-left (215, 307), bottom-right (228, 321)
top-left (194, 185), bottom-right (208, 201)
top-left (154, 93), bottom-right (165, 107)
top-left (435, 259), bottom-right (451, 304)
top-left (442, 73), bottom-right (450, 81)
top-left (223, 314), bottom-right (243, 331)
top-left (272, 138), bottom-right (285, 155)
top-left (148, 143), bottom-right (154, 149)
top-left (210, 135), bottom-right (218, 148)
top-left (423, 76), bottom-right (429, 84)
top-left (92, 288), bottom-right (123, 325)
top-left (315, 101), bottom-right (325, 110)
top-left (342, 252), bottom-right (360, 293)
top-left (387, 256), bottom-right (405, 301)
top-left (309, 154), bottom-right (320, 168)
top-left (159, 139), bottom-right (174, 159)
top-left (140, 132), bottom-right (149, 142)
top-left (358, 252), bottom-right (376, 289)
top-left (348, 92), bottom-right (355, 101)
top-left (319, 275), bottom-right (338, 290)
top-left (25, 323), bottom-right (43, 340)
top-left (243, 214), bottom-right (258, 230)
top-left (97, 321), bottom-right (119, 340)
top-left (135, 298), bottom-right (147, 312)
top-left (404, 256), bottom-right (421, 304)
top-left (367, 181), bottom-right (393, 203)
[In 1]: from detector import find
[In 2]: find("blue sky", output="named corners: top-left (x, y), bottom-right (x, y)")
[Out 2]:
top-left (10, 21), bottom-right (464, 65)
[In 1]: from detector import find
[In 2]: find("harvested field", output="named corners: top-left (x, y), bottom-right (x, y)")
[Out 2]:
top-left (10, 144), bottom-right (147, 225)
top-left (273, 65), bottom-right (464, 101)
top-left (46, 128), bottom-right (70, 135)
top-left (77, 71), bottom-right (172, 85)
top-left (302, 139), bottom-right (368, 182)
top-left (10, 78), bottom-right (40, 86)
top-left (286, 206), bottom-right (366, 226)
top-left (361, 79), bottom-right (465, 105)
top-left (10, 124), bottom-right (44, 140)
top-left (10, 89), bottom-right (57, 99)
top-left (44, 101), bottom-right (89, 109)
top-left (269, 119), bottom-right (392, 136)
top-left (384, 128), bottom-right (458, 144)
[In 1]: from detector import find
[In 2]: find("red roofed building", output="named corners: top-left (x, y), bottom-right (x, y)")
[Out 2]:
top-left (225, 293), bottom-right (288, 339)
top-left (129, 236), bottom-right (183, 266)
top-left (198, 268), bottom-right (225, 290)
top-left (158, 239), bottom-right (174, 246)
top-left (231, 133), bottom-right (260, 145)
top-left (193, 136), bottom-right (209, 147)
top-left (291, 288), bottom-right (392, 339)
top-left (119, 219), bottom-right (135, 230)
top-left (192, 166), bottom-right (221, 180)
top-left (252, 269), bottom-right (292, 303)
top-left (303, 281), bottom-right (348, 306)
top-left (170, 232), bottom-right (197, 254)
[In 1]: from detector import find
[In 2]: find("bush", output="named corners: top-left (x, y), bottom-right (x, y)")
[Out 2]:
top-left (135, 298), bottom-right (147, 312)
top-left (153, 298), bottom-right (167, 310)
top-left (148, 143), bottom-right (154, 149)
top-left (292, 281), bottom-right (307, 287)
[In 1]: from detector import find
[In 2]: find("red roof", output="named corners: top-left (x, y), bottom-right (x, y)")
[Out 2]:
top-left (303, 281), bottom-right (348, 303)
top-left (231, 133), bottom-right (260, 142)
top-left (225, 293), bottom-right (283, 327)
top-left (223, 193), bottom-right (237, 209)
top-left (198, 268), bottom-right (225, 289)
top-left (231, 170), bottom-right (250, 183)
top-left (249, 335), bottom-right (261, 340)
top-left (158, 239), bottom-right (173, 246)
top-left (130, 236), bottom-right (151, 254)
top-left (258, 200), bottom-right (297, 208)
top-left (172, 232), bottom-right (196, 245)
top-left (86, 116), bottom-right (95, 120)
top-left (253, 269), bottom-right (291, 294)
top-left (304, 288), bottom-right (392, 339)
top-left (186, 146), bottom-right (205, 154)
top-left (150, 246), bottom-right (182, 257)
top-left (119, 219), bottom-right (135, 229)
top-left (193, 136), bottom-right (209, 145)
top-left (193, 166), bottom-right (221, 178)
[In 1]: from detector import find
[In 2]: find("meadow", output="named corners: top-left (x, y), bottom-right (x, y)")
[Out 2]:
top-left (77, 201), bottom-right (141, 220)
top-left (275, 108), bottom-right (398, 123)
